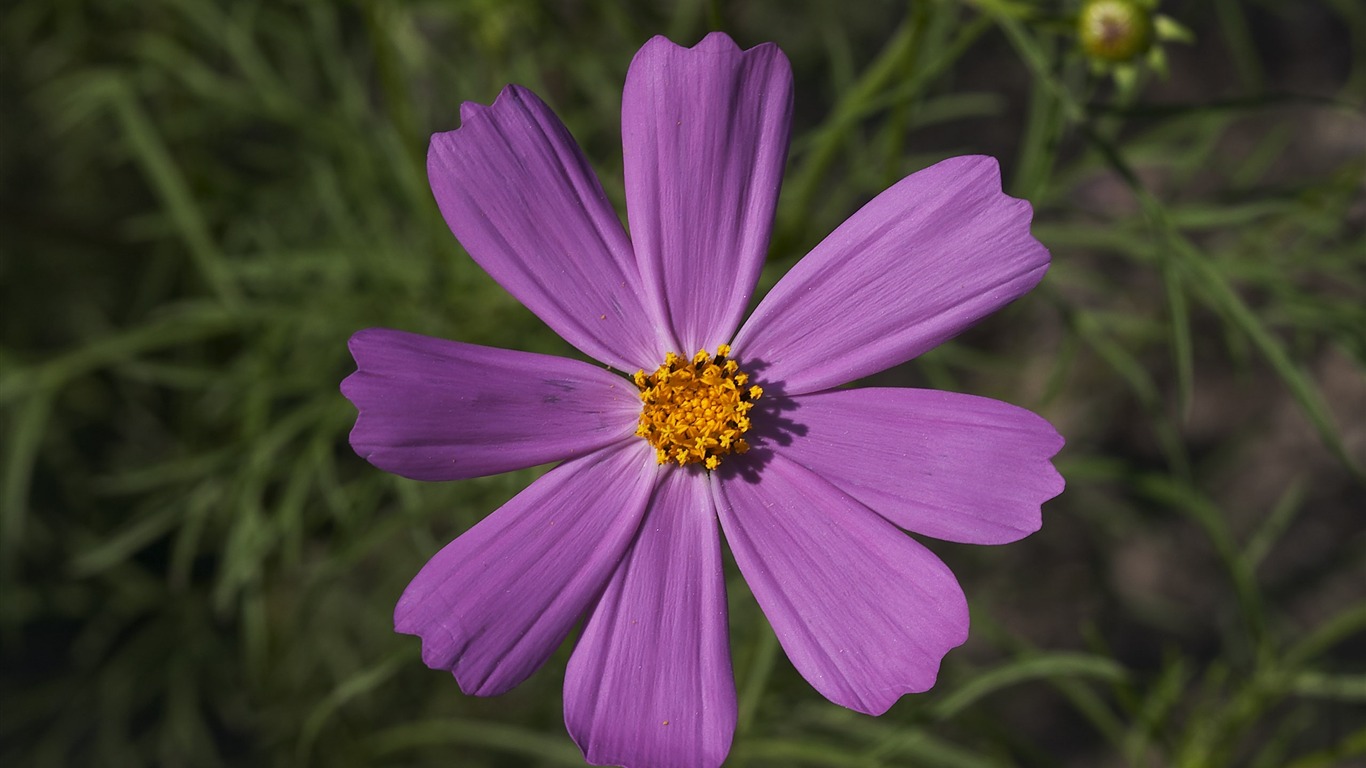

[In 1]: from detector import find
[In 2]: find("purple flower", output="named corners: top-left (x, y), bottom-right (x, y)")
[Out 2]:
top-left (343, 32), bottom-right (1063, 768)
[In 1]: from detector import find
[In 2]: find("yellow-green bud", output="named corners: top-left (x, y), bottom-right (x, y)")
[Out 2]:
top-left (1078, 0), bottom-right (1154, 63)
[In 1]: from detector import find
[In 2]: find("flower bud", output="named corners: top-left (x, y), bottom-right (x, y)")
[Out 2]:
top-left (1078, 0), bottom-right (1154, 63)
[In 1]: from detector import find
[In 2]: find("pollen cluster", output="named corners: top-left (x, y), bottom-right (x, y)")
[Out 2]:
top-left (633, 345), bottom-right (763, 470)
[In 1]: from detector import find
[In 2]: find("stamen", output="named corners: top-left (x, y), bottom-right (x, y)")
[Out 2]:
top-left (633, 344), bottom-right (761, 470)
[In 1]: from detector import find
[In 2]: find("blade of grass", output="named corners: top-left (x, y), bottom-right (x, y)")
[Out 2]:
top-left (106, 79), bottom-right (241, 306)
top-left (297, 651), bottom-right (407, 765)
top-left (931, 652), bottom-right (1127, 721)
top-left (0, 389), bottom-right (53, 575)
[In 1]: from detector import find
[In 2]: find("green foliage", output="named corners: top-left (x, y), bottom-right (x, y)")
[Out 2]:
top-left (3, 0), bottom-right (1363, 766)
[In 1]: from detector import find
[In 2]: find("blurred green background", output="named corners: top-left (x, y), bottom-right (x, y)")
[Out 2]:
top-left (3, 0), bottom-right (1364, 766)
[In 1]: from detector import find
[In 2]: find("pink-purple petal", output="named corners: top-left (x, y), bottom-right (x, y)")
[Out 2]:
top-left (732, 155), bottom-right (1050, 394)
top-left (341, 328), bottom-right (640, 481)
top-left (394, 440), bottom-right (658, 696)
top-left (713, 453), bottom-right (968, 715)
top-left (565, 468), bottom-right (734, 768)
top-left (770, 389), bottom-right (1064, 544)
top-left (622, 33), bottom-right (793, 353)
top-left (428, 85), bottom-right (662, 371)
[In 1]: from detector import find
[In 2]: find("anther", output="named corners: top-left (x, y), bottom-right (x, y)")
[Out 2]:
top-left (633, 346), bottom-right (760, 470)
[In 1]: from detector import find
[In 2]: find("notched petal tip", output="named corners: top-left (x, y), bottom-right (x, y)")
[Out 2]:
top-left (1041, 441), bottom-right (1068, 504)
top-left (436, 84), bottom-right (532, 142)
top-left (637, 30), bottom-right (738, 55)
top-left (950, 153), bottom-right (1048, 247)
top-left (734, 151), bottom-right (1053, 393)
top-left (1017, 407), bottom-right (1068, 504)
top-left (635, 30), bottom-right (787, 62)
top-left (345, 326), bottom-right (387, 357)
top-left (715, 456), bottom-right (971, 715)
top-left (1043, 421), bottom-right (1067, 459)
top-left (458, 100), bottom-right (483, 124)
top-left (425, 76), bottom-right (659, 370)
top-left (695, 30), bottom-right (741, 48)
top-left (338, 369), bottom-right (360, 404)
top-left (773, 389), bottom-right (1066, 545)
top-left (391, 444), bottom-right (658, 697)
top-left (623, 29), bottom-right (793, 354)
top-left (340, 330), bottom-right (641, 482)
top-left (940, 153), bottom-right (1027, 200)
top-left (339, 328), bottom-right (377, 412)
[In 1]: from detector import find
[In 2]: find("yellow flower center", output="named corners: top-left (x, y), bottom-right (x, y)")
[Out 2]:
top-left (633, 344), bottom-right (763, 471)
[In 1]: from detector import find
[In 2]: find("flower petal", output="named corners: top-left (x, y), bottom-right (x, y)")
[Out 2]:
top-left (394, 440), bottom-right (658, 696)
top-left (768, 389), bottom-right (1064, 544)
top-left (565, 467), bottom-right (734, 768)
top-left (622, 33), bottom-right (793, 353)
top-left (342, 328), bottom-right (640, 481)
top-left (732, 156), bottom-right (1049, 394)
top-left (429, 85), bottom-right (661, 371)
top-left (713, 453), bottom-right (968, 715)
